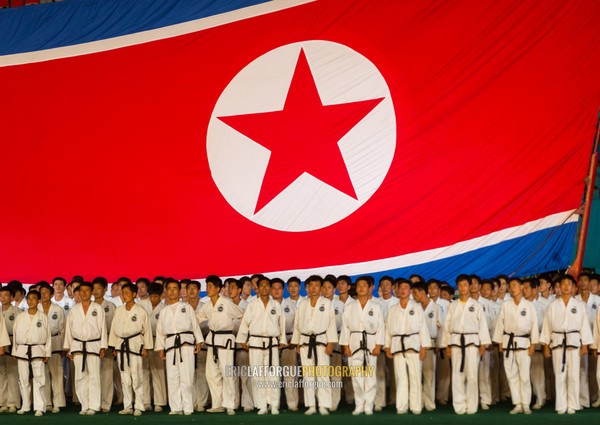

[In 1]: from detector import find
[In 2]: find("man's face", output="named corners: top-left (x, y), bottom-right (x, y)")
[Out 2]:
top-left (499, 279), bottom-right (508, 293)
top-left (287, 281), bottom-right (300, 297)
top-left (122, 287), bottom-right (136, 304)
top-left (428, 283), bottom-right (439, 299)
top-left (137, 282), bottom-right (148, 298)
top-left (242, 281), bottom-right (252, 296)
top-left (336, 280), bottom-right (350, 296)
top-left (92, 283), bottom-right (106, 299)
top-left (228, 283), bottom-right (242, 300)
top-left (40, 287), bottom-right (52, 303)
top-left (27, 294), bottom-right (40, 309)
top-left (379, 279), bottom-right (393, 297)
top-left (508, 280), bottom-right (522, 298)
top-left (393, 284), bottom-right (401, 298)
top-left (149, 293), bottom-right (161, 307)
top-left (355, 279), bottom-right (370, 297)
top-left (0, 290), bottom-right (12, 306)
top-left (441, 289), bottom-right (452, 301)
top-left (187, 284), bottom-right (199, 301)
top-left (271, 282), bottom-right (284, 300)
top-left (79, 285), bottom-right (92, 302)
top-left (307, 280), bottom-right (322, 297)
top-left (206, 282), bottom-right (220, 298)
top-left (539, 279), bottom-right (550, 293)
top-left (321, 281), bottom-right (335, 299)
top-left (258, 279), bottom-right (271, 297)
top-left (398, 283), bottom-right (411, 300)
top-left (469, 280), bottom-right (480, 295)
top-left (457, 279), bottom-right (470, 297)
top-left (578, 276), bottom-right (590, 291)
top-left (166, 283), bottom-right (181, 301)
top-left (110, 283), bottom-right (120, 298)
top-left (52, 280), bottom-right (66, 295)
top-left (559, 278), bottom-right (573, 297)
top-left (180, 284), bottom-right (188, 300)
top-left (590, 279), bottom-right (599, 295)
top-left (480, 284), bottom-right (492, 299)
top-left (522, 282), bottom-right (534, 300)
top-left (411, 288), bottom-right (423, 303)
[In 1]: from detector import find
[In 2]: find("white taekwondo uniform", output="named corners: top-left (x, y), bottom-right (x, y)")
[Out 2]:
top-left (197, 297), bottom-right (243, 411)
top-left (155, 301), bottom-right (203, 414)
top-left (291, 296), bottom-right (338, 410)
top-left (575, 293), bottom-right (600, 407)
top-left (434, 297), bottom-right (451, 405)
top-left (492, 297), bottom-right (539, 409)
top-left (375, 295), bottom-right (397, 409)
top-left (280, 297), bottom-right (299, 409)
top-left (192, 300), bottom-right (210, 411)
top-left (64, 302), bottom-right (108, 413)
top-left (232, 299), bottom-right (253, 412)
top-left (540, 297), bottom-right (593, 413)
top-left (109, 304), bottom-right (153, 412)
top-left (441, 297), bottom-right (491, 414)
top-left (12, 310), bottom-right (52, 413)
top-left (97, 299), bottom-right (116, 411)
top-left (339, 298), bottom-right (384, 414)
top-left (421, 300), bottom-right (441, 411)
top-left (139, 299), bottom-right (166, 408)
top-left (385, 300), bottom-right (431, 414)
top-left (40, 302), bottom-right (66, 409)
top-left (1, 305), bottom-right (22, 410)
top-left (237, 297), bottom-right (287, 412)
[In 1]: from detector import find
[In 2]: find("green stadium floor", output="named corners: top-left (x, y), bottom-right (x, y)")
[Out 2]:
top-left (3, 402), bottom-right (599, 425)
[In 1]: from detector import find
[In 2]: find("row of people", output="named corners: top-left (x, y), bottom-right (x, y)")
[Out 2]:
top-left (1, 272), bottom-right (599, 417)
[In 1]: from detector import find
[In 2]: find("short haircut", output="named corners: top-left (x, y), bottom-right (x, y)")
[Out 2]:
top-left (411, 282), bottom-right (428, 293)
top-left (136, 277), bottom-right (150, 286)
top-left (205, 275), bottom-right (222, 289)
top-left (579, 272), bottom-right (592, 280)
top-left (147, 282), bottom-right (164, 296)
top-left (239, 276), bottom-right (251, 285)
top-left (121, 283), bottom-right (138, 295)
top-left (336, 275), bottom-right (352, 286)
top-left (508, 277), bottom-right (523, 285)
top-left (27, 290), bottom-right (41, 300)
top-left (228, 279), bottom-right (243, 290)
top-left (379, 275), bottom-right (394, 285)
top-left (323, 274), bottom-right (337, 285)
top-left (559, 274), bottom-right (576, 286)
top-left (522, 278), bottom-right (539, 288)
top-left (409, 274), bottom-right (425, 283)
top-left (271, 278), bottom-right (284, 288)
top-left (497, 274), bottom-right (509, 282)
top-left (38, 282), bottom-right (54, 295)
top-left (591, 274), bottom-right (600, 282)
top-left (427, 279), bottom-right (440, 289)
top-left (287, 276), bottom-right (301, 286)
top-left (481, 279), bottom-right (493, 289)
top-left (52, 277), bottom-right (67, 286)
top-left (538, 273), bottom-right (552, 282)
top-left (356, 275), bottom-right (374, 286)
top-left (116, 276), bottom-right (132, 285)
top-left (258, 276), bottom-right (272, 287)
top-left (440, 284), bottom-right (455, 296)
top-left (187, 280), bottom-right (201, 291)
top-left (7, 280), bottom-right (23, 290)
top-left (250, 274), bottom-right (264, 281)
top-left (92, 276), bottom-right (108, 287)
top-left (73, 286), bottom-right (81, 294)
top-left (305, 275), bottom-right (323, 286)
top-left (470, 274), bottom-right (482, 285)
top-left (72, 275), bottom-right (84, 283)
top-left (164, 278), bottom-right (181, 290)
top-left (394, 277), bottom-right (409, 287)
top-left (153, 275), bottom-right (165, 283)
top-left (0, 287), bottom-right (15, 297)
top-left (180, 278), bottom-right (191, 285)
top-left (455, 274), bottom-right (471, 285)
top-left (79, 281), bottom-right (93, 291)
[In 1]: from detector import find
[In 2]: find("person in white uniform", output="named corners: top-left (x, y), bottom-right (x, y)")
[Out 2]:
top-left (375, 276), bottom-right (397, 409)
top-left (237, 276), bottom-right (287, 415)
top-left (186, 280), bottom-right (211, 412)
top-left (385, 279), bottom-right (431, 415)
top-left (51, 277), bottom-right (75, 314)
top-left (322, 274), bottom-right (345, 411)
top-left (12, 290), bottom-right (52, 416)
top-left (412, 281), bottom-right (441, 411)
top-left (428, 279), bottom-right (450, 406)
top-left (493, 278), bottom-right (539, 414)
top-left (272, 278), bottom-right (299, 411)
top-left (441, 274), bottom-right (491, 415)
top-left (291, 275), bottom-right (338, 416)
top-left (540, 274), bottom-right (593, 414)
top-left (340, 276), bottom-right (384, 415)
top-left (0, 286), bottom-right (22, 412)
top-left (38, 283), bottom-right (66, 413)
top-left (155, 279), bottom-right (203, 416)
top-left (64, 281), bottom-right (108, 415)
top-left (197, 275), bottom-right (243, 415)
top-left (109, 283), bottom-right (154, 416)
top-left (139, 283), bottom-right (167, 412)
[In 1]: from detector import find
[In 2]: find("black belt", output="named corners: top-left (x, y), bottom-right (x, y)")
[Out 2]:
top-left (25, 343), bottom-right (43, 379)
top-left (118, 333), bottom-right (142, 371)
top-left (205, 330), bottom-right (234, 364)
top-left (249, 334), bottom-right (280, 367)
top-left (73, 337), bottom-right (102, 371)
top-left (165, 331), bottom-right (195, 365)
top-left (503, 332), bottom-right (530, 358)
top-left (301, 331), bottom-right (327, 364)
top-left (451, 332), bottom-right (479, 373)
top-left (390, 332), bottom-right (419, 356)
top-left (350, 331), bottom-right (376, 367)
top-left (552, 330), bottom-right (580, 372)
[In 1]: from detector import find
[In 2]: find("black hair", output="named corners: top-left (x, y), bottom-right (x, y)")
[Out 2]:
top-left (52, 277), bottom-right (67, 286)
top-left (27, 290), bottom-right (41, 300)
top-left (147, 282), bottom-right (164, 296)
top-left (187, 280), bottom-right (201, 291)
top-left (121, 283), bottom-right (138, 295)
top-left (455, 274), bottom-right (471, 285)
top-left (205, 275), bottom-right (222, 289)
top-left (305, 275), bottom-right (323, 286)
top-left (92, 276), bottom-right (108, 287)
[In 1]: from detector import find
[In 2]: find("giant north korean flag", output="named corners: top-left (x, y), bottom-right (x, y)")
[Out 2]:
top-left (1, 0), bottom-right (599, 282)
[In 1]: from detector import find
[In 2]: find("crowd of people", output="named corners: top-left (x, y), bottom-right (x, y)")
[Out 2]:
top-left (1, 271), bottom-right (600, 417)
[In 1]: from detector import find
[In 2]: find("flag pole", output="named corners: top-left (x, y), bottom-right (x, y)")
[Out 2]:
top-left (568, 110), bottom-right (600, 278)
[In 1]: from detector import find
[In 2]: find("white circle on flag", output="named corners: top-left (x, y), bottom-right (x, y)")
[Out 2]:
top-left (207, 40), bottom-right (396, 232)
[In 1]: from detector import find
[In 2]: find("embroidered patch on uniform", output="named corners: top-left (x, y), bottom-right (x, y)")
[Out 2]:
top-left (428, 312), bottom-right (434, 318)
top-left (52, 313), bottom-right (58, 320)
top-left (270, 309), bottom-right (276, 315)
top-left (319, 305), bottom-right (325, 312)
top-left (92, 310), bottom-right (98, 317)
top-left (104, 307), bottom-right (109, 313)
top-left (37, 321), bottom-right (42, 328)
top-left (8, 315), bottom-right (14, 321)
top-left (368, 310), bottom-right (374, 316)
top-left (571, 307), bottom-right (577, 314)
top-left (284, 307), bottom-right (290, 313)
top-left (409, 309), bottom-right (415, 316)
top-left (217, 305), bottom-right (224, 312)
top-left (334, 308), bottom-right (339, 315)
top-left (468, 306), bottom-right (475, 312)
top-left (520, 310), bottom-right (527, 316)
top-left (132, 315), bottom-right (137, 322)
top-left (181, 307), bottom-right (187, 313)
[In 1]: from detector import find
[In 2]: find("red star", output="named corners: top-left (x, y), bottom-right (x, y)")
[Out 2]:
top-left (218, 48), bottom-right (384, 214)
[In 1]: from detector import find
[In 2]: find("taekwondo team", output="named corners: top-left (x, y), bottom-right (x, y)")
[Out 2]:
top-left (1, 272), bottom-right (600, 417)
